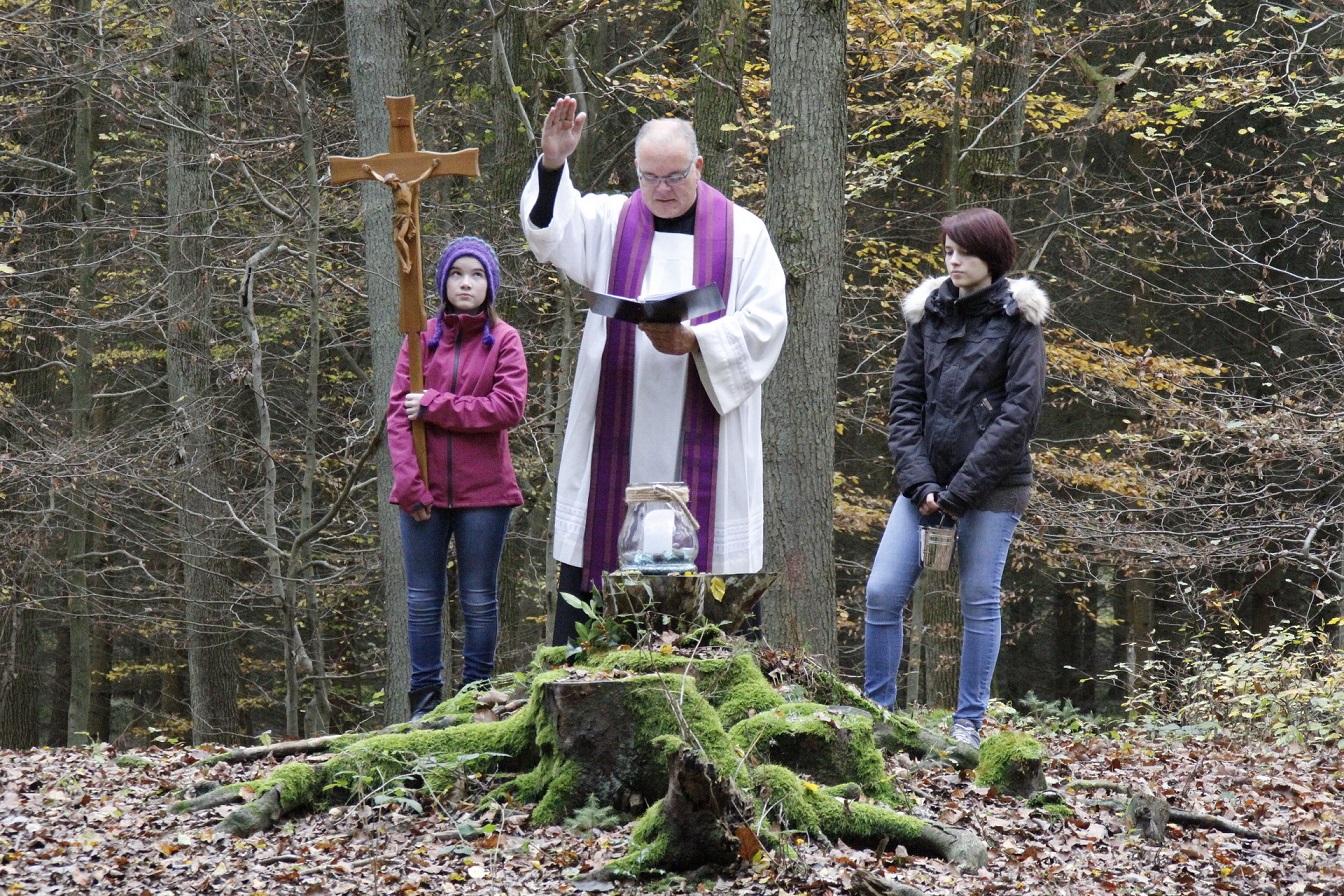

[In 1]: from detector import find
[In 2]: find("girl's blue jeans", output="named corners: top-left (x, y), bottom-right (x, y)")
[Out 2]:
top-left (400, 505), bottom-right (512, 691)
top-left (863, 495), bottom-right (1020, 728)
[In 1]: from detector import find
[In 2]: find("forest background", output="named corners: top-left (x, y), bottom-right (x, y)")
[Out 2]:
top-left (0, 0), bottom-right (1341, 749)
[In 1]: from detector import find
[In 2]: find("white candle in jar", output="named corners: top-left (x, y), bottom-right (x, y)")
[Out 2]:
top-left (642, 507), bottom-right (676, 555)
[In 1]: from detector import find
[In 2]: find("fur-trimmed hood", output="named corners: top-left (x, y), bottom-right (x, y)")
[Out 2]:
top-left (901, 276), bottom-right (1050, 327)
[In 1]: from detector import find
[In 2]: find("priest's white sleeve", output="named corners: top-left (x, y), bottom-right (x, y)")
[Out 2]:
top-left (691, 208), bottom-right (789, 416)
top-left (519, 159), bottom-right (624, 291)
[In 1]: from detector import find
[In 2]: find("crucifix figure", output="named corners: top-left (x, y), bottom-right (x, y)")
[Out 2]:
top-left (329, 95), bottom-right (479, 487)
top-left (363, 159), bottom-right (440, 273)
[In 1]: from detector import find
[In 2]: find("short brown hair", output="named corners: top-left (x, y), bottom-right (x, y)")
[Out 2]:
top-left (941, 208), bottom-right (1017, 280)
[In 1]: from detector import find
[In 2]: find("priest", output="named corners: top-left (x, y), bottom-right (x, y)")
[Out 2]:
top-left (521, 97), bottom-right (788, 645)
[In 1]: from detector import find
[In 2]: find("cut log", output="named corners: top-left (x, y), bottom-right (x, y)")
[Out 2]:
top-left (1168, 807), bottom-right (1267, 840)
top-left (975, 732), bottom-right (1047, 797)
top-left (214, 786), bottom-right (283, 837)
top-left (207, 734), bottom-right (344, 765)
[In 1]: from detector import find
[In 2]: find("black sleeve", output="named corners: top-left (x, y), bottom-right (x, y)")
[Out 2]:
top-left (528, 161), bottom-right (565, 228)
top-left (887, 322), bottom-right (940, 500)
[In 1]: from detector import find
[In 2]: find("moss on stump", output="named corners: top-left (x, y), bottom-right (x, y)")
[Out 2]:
top-left (173, 640), bottom-right (989, 877)
top-left (976, 731), bottom-right (1047, 797)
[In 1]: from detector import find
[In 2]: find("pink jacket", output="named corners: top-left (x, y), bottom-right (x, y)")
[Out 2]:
top-left (386, 312), bottom-right (527, 511)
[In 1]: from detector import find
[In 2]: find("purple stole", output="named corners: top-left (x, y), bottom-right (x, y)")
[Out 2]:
top-left (580, 181), bottom-right (734, 591)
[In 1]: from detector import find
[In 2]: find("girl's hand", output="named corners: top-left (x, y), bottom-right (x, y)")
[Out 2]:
top-left (921, 492), bottom-right (958, 521)
top-left (410, 503), bottom-right (431, 522)
top-left (404, 392), bottom-right (424, 419)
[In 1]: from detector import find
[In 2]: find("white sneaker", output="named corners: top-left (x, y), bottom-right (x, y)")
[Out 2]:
top-left (950, 720), bottom-right (981, 749)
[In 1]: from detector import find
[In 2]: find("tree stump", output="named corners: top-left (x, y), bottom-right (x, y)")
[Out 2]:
top-left (1125, 790), bottom-right (1172, 844)
top-left (175, 640), bottom-right (990, 877)
top-left (543, 677), bottom-right (680, 812)
top-left (603, 571), bottom-right (777, 633)
top-left (976, 732), bottom-right (1047, 797)
top-left (651, 746), bottom-right (758, 870)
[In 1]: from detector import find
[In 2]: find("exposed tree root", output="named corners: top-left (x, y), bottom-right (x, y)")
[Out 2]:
top-left (208, 735), bottom-right (345, 765)
top-left (213, 786), bottom-right (284, 837)
top-left (1066, 779), bottom-right (1273, 842)
top-left (849, 867), bottom-right (932, 896)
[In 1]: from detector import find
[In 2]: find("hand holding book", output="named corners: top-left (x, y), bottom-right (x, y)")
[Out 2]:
top-left (583, 284), bottom-right (725, 324)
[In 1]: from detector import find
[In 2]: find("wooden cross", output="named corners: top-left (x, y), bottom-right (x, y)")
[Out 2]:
top-left (329, 95), bottom-right (480, 487)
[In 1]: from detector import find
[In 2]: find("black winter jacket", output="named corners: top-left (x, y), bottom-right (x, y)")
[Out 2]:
top-left (887, 275), bottom-right (1049, 517)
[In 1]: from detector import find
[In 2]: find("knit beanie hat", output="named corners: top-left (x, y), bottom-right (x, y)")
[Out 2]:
top-left (430, 236), bottom-right (500, 348)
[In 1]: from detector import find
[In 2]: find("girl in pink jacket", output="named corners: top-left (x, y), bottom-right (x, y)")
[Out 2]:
top-left (386, 236), bottom-right (527, 720)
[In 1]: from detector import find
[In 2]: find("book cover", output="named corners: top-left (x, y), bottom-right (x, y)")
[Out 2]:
top-left (583, 284), bottom-right (725, 324)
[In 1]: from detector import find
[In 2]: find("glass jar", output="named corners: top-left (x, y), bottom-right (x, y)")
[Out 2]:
top-left (616, 482), bottom-right (700, 575)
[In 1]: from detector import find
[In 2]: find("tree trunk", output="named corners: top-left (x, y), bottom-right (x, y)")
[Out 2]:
top-left (487, 0), bottom-right (546, 674)
top-left (6, 0), bottom-right (103, 749)
top-left (486, 0), bottom-right (533, 208)
top-left (1051, 584), bottom-right (1086, 705)
top-left (0, 601), bottom-right (42, 748)
top-left (342, 0), bottom-right (412, 723)
top-left (762, 0), bottom-right (846, 661)
top-left (89, 616), bottom-right (111, 743)
top-left (297, 75), bottom-right (332, 738)
top-left (496, 523), bottom-right (546, 674)
top-left (952, 0), bottom-right (1036, 220)
top-left (1335, 548), bottom-right (1344, 651)
top-left (241, 244), bottom-right (295, 735)
top-left (578, 18), bottom-right (621, 190)
top-left (1123, 574), bottom-right (1154, 699)
top-left (692, 0), bottom-right (746, 192)
top-left (919, 569), bottom-right (960, 710)
top-left (166, 0), bottom-right (240, 744)
top-left (49, 618), bottom-right (72, 745)
top-left (64, 0), bottom-right (98, 747)
top-left (907, 584), bottom-right (923, 707)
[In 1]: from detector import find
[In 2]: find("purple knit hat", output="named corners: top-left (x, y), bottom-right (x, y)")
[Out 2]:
top-left (430, 236), bottom-right (500, 348)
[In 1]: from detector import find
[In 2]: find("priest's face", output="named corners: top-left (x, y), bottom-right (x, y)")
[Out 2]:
top-left (635, 128), bottom-right (702, 219)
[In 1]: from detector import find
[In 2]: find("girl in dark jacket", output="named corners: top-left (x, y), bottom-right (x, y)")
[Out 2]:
top-left (387, 236), bottom-right (528, 720)
top-left (863, 208), bottom-right (1048, 748)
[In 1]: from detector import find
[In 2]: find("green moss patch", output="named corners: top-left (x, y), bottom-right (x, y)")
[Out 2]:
top-left (976, 731), bottom-right (1047, 795)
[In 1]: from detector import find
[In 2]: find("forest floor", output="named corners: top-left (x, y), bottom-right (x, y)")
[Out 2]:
top-left (2, 722), bottom-right (1341, 896)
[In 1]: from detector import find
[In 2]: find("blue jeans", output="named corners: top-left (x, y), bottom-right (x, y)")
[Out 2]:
top-left (863, 495), bottom-right (1020, 728)
top-left (400, 505), bottom-right (512, 691)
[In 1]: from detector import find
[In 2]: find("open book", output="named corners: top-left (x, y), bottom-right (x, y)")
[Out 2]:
top-left (583, 284), bottom-right (725, 324)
